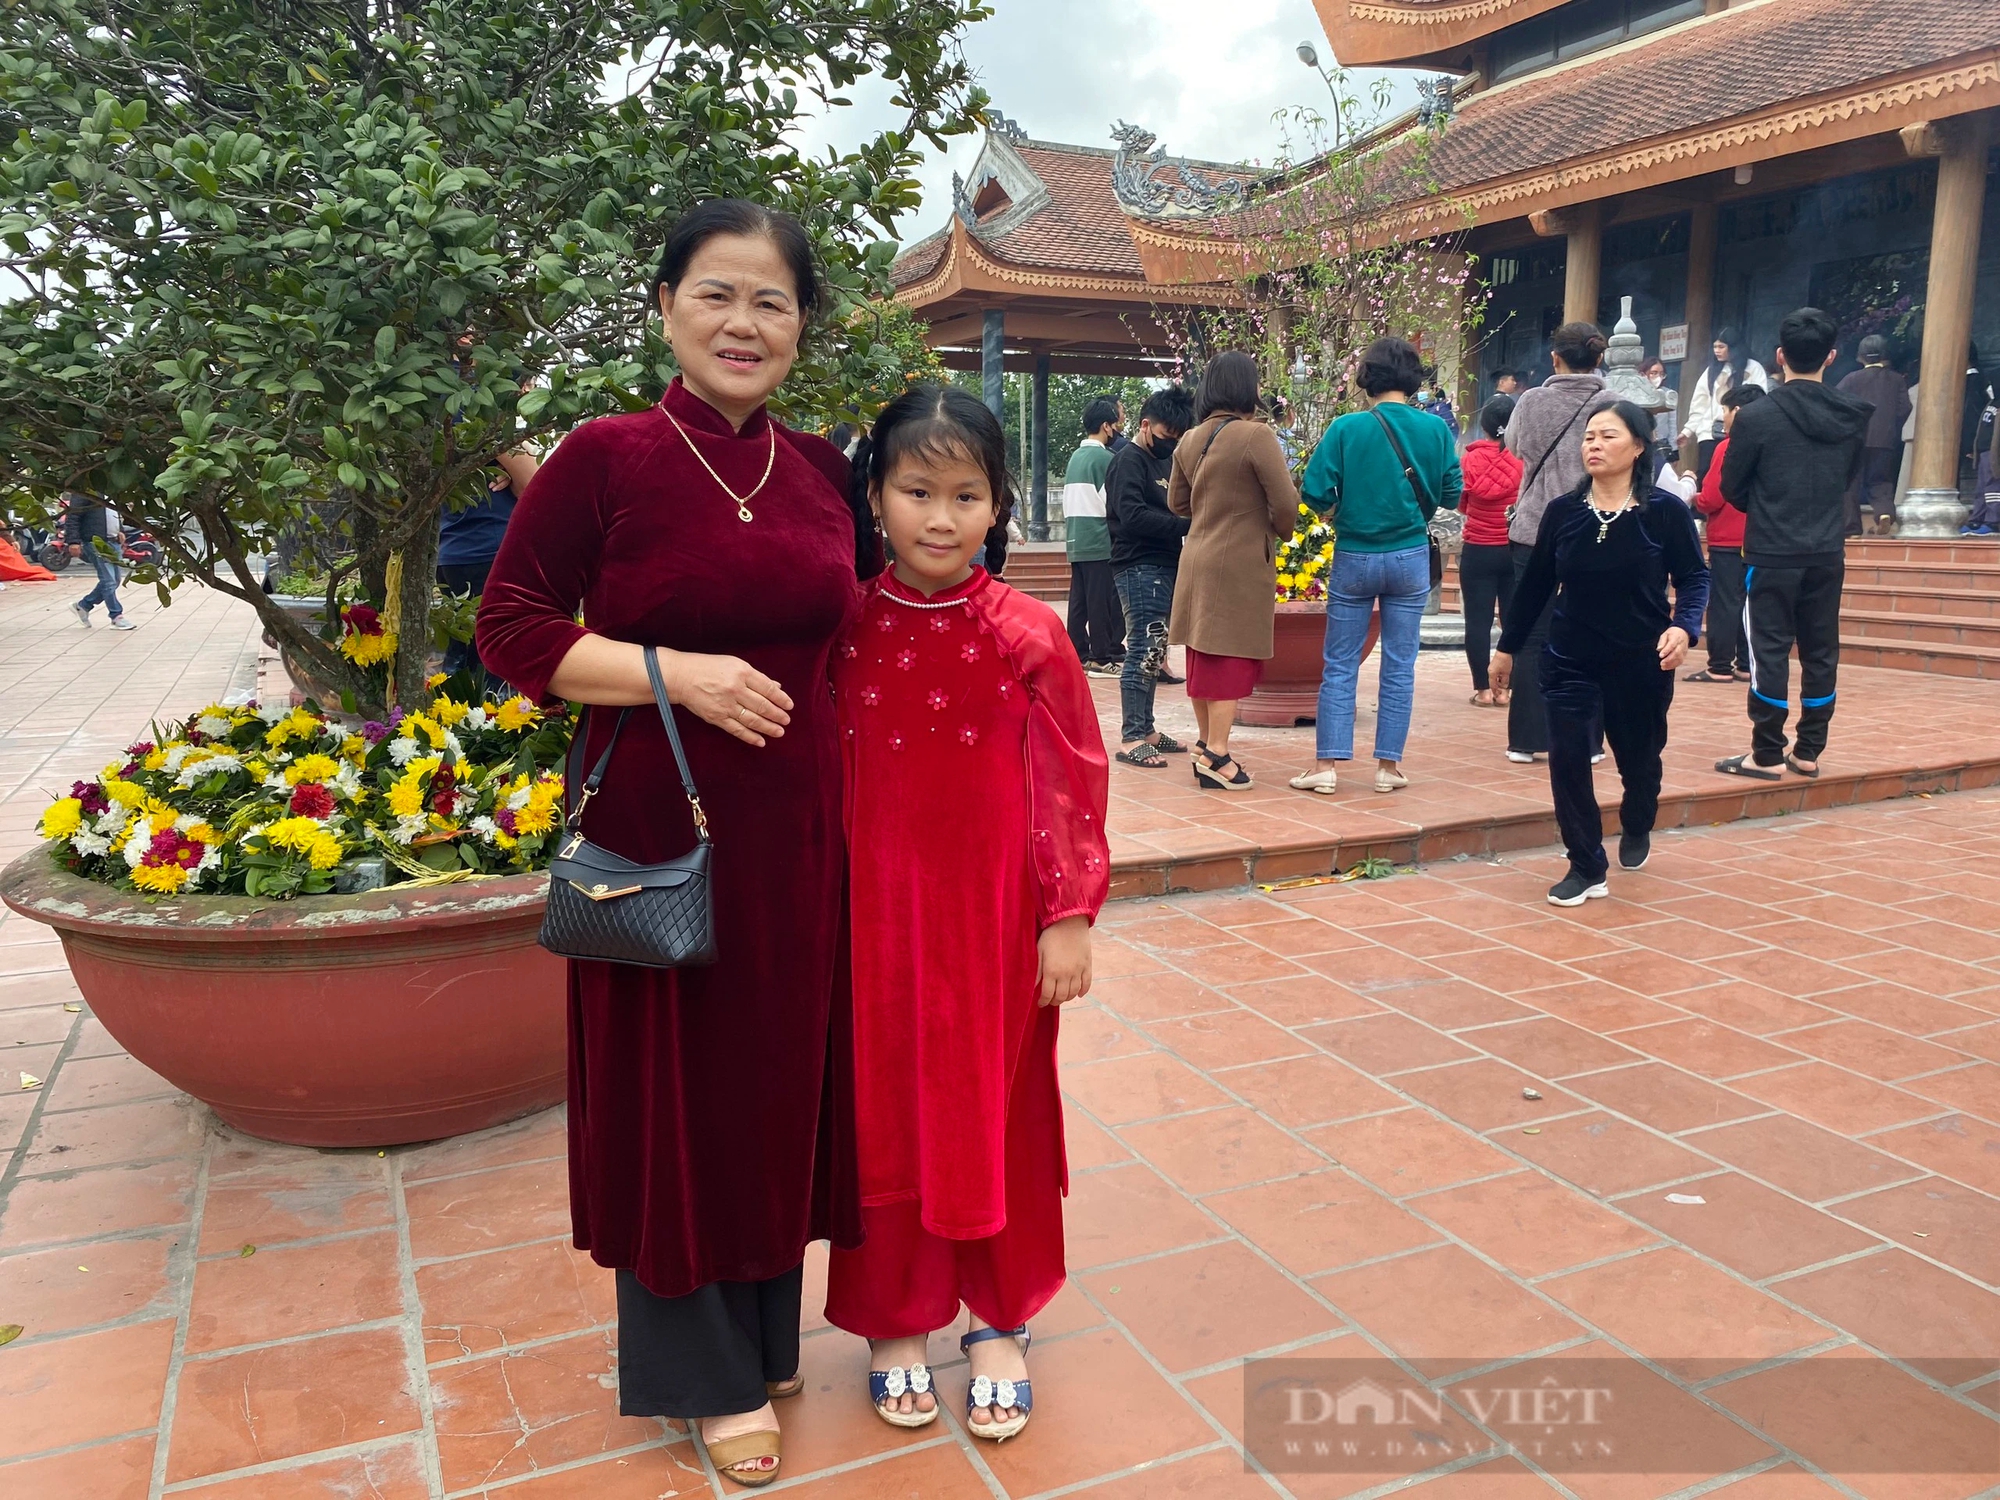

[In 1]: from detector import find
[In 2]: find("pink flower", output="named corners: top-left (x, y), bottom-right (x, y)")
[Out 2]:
top-left (876, 613), bottom-right (895, 632)
top-left (930, 615), bottom-right (951, 633)
top-left (926, 689), bottom-right (949, 711)
top-left (896, 649), bottom-right (916, 671)
top-left (960, 642), bottom-right (980, 663)
top-left (861, 685), bottom-right (881, 707)
top-left (959, 726), bottom-right (979, 747)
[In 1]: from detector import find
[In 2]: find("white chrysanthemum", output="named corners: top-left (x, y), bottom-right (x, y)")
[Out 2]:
top-left (162, 743), bottom-right (197, 773)
top-left (123, 827), bottom-right (147, 868)
top-left (173, 813), bottom-right (207, 834)
top-left (72, 830), bottom-right (111, 858)
top-left (196, 844), bottom-right (223, 875)
top-left (93, 809), bottom-right (126, 835)
top-left (506, 784), bottom-right (532, 812)
top-left (461, 708), bottom-right (491, 732)
top-left (444, 731), bottom-right (465, 761)
top-left (254, 702), bottom-right (290, 724)
top-left (197, 714), bottom-right (233, 739)
top-left (387, 736), bottom-right (421, 766)
top-left (391, 813), bottom-right (429, 845)
top-left (176, 753), bottom-right (241, 787)
top-left (332, 763), bottom-right (363, 798)
top-left (262, 772), bottom-right (289, 792)
top-left (468, 815), bottom-right (500, 843)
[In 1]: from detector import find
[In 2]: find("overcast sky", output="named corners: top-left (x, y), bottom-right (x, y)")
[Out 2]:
top-left (791, 0), bottom-right (1426, 244)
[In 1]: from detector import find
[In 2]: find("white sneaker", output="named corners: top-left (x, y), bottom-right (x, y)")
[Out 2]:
top-left (1288, 768), bottom-right (1340, 795)
top-left (73, 603), bottom-right (92, 627)
top-left (110, 616), bottom-right (137, 631)
top-left (1591, 752), bottom-right (1606, 765)
top-left (1506, 749), bottom-right (1535, 764)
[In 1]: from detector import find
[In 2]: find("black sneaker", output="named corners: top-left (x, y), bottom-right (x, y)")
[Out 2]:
top-left (1547, 871), bottom-right (1609, 907)
top-left (1618, 831), bottom-right (1650, 870)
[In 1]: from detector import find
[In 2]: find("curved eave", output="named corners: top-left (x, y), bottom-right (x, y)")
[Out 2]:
top-left (893, 218), bottom-right (1242, 311)
top-left (1311, 0), bottom-right (1572, 67)
top-left (1130, 48), bottom-right (2000, 270)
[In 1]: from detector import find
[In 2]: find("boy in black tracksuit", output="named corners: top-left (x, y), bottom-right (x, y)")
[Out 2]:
top-left (1718, 308), bottom-right (1872, 777)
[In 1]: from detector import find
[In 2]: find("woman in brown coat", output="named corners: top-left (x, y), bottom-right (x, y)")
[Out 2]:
top-left (1168, 351), bottom-right (1300, 791)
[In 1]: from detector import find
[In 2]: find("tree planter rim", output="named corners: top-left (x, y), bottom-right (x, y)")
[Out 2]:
top-left (1, 846), bottom-right (548, 943)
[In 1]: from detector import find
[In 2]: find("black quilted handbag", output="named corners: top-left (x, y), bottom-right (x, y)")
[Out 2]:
top-left (539, 647), bottom-right (717, 968)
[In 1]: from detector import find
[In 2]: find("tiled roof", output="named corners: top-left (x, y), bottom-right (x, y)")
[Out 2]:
top-left (1419, 0), bottom-right (1999, 193)
top-left (889, 228), bottom-right (950, 289)
top-left (980, 143), bottom-right (1147, 277)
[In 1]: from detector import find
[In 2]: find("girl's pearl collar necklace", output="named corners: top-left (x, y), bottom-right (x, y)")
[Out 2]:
top-left (882, 588), bottom-right (971, 610)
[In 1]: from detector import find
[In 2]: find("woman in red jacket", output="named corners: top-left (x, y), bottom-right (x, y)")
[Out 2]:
top-left (1688, 384), bottom-right (1763, 681)
top-left (1460, 395), bottom-right (1522, 705)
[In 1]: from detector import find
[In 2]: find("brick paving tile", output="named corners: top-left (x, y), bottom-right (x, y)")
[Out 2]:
top-left (7, 582), bottom-right (2000, 1497)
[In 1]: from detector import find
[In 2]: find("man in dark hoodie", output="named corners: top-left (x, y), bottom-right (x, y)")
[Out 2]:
top-left (1836, 334), bottom-right (1910, 535)
top-left (1106, 384), bottom-right (1195, 767)
top-left (1717, 307), bottom-right (1872, 779)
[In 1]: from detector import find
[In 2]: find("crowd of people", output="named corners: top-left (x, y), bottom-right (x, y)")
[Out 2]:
top-left (1045, 305), bottom-right (1889, 907)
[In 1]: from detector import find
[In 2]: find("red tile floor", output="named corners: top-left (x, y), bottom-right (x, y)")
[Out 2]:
top-left (4, 580), bottom-right (2000, 1497)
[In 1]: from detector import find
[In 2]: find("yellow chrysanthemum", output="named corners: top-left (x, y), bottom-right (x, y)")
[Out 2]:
top-left (513, 781), bottom-right (562, 837)
top-left (340, 629), bottom-right (398, 667)
top-left (387, 757), bottom-right (441, 819)
top-left (147, 805), bottom-right (179, 836)
top-left (131, 862), bottom-right (193, 894)
top-left (426, 672), bottom-right (448, 690)
top-left (307, 829), bottom-right (344, 869)
top-left (402, 712), bottom-right (448, 750)
top-left (104, 778), bottom-right (148, 809)
top-left (185, 822), bottom-right (220, 846)
top-left (264, 708), bottom-right (322, 749)
top-left (431, 695), bottom-right (470, 727)
top-left (341, 734), bottom-right (367, 762)
top-left (284, 754), bottom-right (341, 786)
top-left (493, 696), bottom-right (541, 733)
top-left (39, 798), bottom-right (83, 841)
top-left (142, 747), bottom-right (170, 771)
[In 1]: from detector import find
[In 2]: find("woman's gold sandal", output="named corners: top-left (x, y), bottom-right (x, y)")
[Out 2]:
top-left (705, 1428), bottom-right (782, 1488)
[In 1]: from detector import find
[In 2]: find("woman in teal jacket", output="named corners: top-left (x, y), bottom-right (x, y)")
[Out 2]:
top-left (1289, 337), bottom-right (1462, 797)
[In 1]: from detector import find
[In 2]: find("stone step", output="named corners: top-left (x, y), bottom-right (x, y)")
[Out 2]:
top-left (1840, 635), bottom-right (2000, 681)
top-left (1840, 558), bottom-right (2000, 590)
top-left (1842, 584), bottom-right (2000, 620)
top-left (1839, 609), bottom-right (2000, 652)
top-left (1845, 536), bottom-right (2000, 565)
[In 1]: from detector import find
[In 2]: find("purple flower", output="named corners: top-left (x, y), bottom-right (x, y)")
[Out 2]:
top-left (361, 720), bottom-right (390, 744)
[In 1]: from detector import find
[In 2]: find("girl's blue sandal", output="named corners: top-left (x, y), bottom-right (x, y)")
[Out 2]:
top-left (867, 1353), bottom-right (937, 1429)
top-left (962, 1325), bottom-right (1033, 1441)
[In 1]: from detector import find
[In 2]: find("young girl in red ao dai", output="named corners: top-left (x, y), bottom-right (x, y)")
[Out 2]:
top-left (826, 384), bottom-right (1110, 1441)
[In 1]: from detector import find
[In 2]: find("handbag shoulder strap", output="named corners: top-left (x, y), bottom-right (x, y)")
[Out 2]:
top-left (1370, 406), bottom-right (1432, 513)
top-left (563, 649), bottom-right (711, 844)
top-left (1521, 393), bottom-right (1594, 498)
top-left (1192, 415), bottom-right (1239, 477)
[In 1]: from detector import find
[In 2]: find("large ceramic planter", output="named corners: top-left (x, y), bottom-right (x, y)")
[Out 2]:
top-left (0, 851), bottom-right (565, 1147)
top-left (1239, 600), bottom-right (1381, 727)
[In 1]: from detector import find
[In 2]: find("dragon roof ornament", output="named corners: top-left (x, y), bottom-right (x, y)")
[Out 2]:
top-left (1110, 122), bottom-right (1248, 219)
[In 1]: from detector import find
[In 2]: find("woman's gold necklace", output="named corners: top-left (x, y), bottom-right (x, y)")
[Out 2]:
top-left (663, 406), bottom-right (776, 523)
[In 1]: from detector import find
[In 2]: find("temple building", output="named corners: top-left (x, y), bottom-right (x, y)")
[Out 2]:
top-left (893, 0), bottom-right (2000, 537)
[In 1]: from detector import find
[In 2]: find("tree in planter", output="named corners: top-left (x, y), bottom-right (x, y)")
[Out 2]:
top-left (0, 0), bottom-right (988, 714)
top-left (1156, 84), bottom-right (1483, 598)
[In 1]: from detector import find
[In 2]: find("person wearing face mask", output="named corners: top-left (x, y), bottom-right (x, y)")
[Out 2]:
top-left (1416, 364), bottom-right (1461, 440)
top-left (1105, 385), bottom-right (1195, 768)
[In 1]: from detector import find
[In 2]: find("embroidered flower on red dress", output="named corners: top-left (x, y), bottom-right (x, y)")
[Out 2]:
top-left (896, 648), bottom-right (917, 671)
top-left (841, 642), bottom-right (858, 659)
top-left (929, 615), bottom-right (951, 633)
top-left (861, 685), bottom-right (881, 707)
top-left (997, 680), bottom-right (1014, 698)
top-left (926, 689), bottom-right (949, 711)
top-left (960, 641), bottom-right (980, 663)
top-left (876, 613), bottom-right (895, 632)
top-left (889, 733), bottom-right (905, 751)
top-left (959, 726), bottom-right (979, 746)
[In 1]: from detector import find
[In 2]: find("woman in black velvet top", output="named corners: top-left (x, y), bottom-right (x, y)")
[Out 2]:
top-left (1492, 401), bottom-right (1709, 906)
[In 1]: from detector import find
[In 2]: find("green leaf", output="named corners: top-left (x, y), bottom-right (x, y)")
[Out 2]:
top-left (374, 326), bottom-right (398, 362)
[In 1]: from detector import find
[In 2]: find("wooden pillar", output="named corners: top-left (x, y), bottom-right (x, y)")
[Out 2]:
top-left (1030, 353), bottom-right (1051, 541)
top-left (1530, 202), bottom-right (1609, 331)
top-left (1680, 200), bottom-right (1718, 468)
top-left (1902, 113), bottom-right (1992, 536)
top-left (981, 309), bottom-right (1005, 424)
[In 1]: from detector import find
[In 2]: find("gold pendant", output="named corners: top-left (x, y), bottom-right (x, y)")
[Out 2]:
top-left (738, 504), bottom-right (754, 523)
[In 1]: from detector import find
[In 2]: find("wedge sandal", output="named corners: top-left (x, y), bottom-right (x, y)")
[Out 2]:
top-left (705, 1428), bottom-right (782, 1488)
top-left (962, 1325), bottom-right (1033, 1442)
top-left (866, 1357), bottom-right (938, 1429)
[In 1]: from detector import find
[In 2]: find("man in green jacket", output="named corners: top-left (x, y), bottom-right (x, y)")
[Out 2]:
top-left (1063, 396), bottom-right (1125, 674)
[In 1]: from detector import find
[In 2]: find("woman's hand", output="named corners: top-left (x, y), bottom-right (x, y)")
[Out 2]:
top-left (1489, 651), bottom-right (1513, 694)
top-left (1656, 627), bottom-right (1691, 672)
top-left (658, 650), bottom-right (793, 747)
top-left (1037, 916), bottom-right (1093, 1008)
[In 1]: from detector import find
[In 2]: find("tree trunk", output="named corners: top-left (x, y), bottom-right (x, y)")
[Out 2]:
top-left (388, 516), bottom-right (438, 713)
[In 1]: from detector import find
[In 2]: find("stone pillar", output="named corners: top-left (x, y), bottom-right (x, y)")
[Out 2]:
top-left (981, 309), bottom-right (1005, 424)
top-left (1902, 114), bottom-right (1991, 537)
top-left (1530, 203), bottom-right (1608, 330)
top-left (1030, 353), bottom-right (1051, 541)
top-left (1680, 201), bottom-right (1718, 468)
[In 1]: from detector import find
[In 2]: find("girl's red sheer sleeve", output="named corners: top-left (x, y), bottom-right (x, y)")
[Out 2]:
top-left (984, 591), bottom-right (1112, 929)
top-left (474, 424), bottom-right (610, 703)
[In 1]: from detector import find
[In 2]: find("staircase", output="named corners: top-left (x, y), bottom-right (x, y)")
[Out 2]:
top-left (1002, 543), bottom-right (1073, 604)
top-left (1839, 537), bottom-right (2000, 680)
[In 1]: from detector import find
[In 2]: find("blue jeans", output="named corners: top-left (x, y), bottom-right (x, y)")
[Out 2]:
top-left (76, 552), bottom-right (123, 619)
top-left (1114, 563), bottom-right (1175, 743)
top-left (1315, 545), bottom-right (1429, 762)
